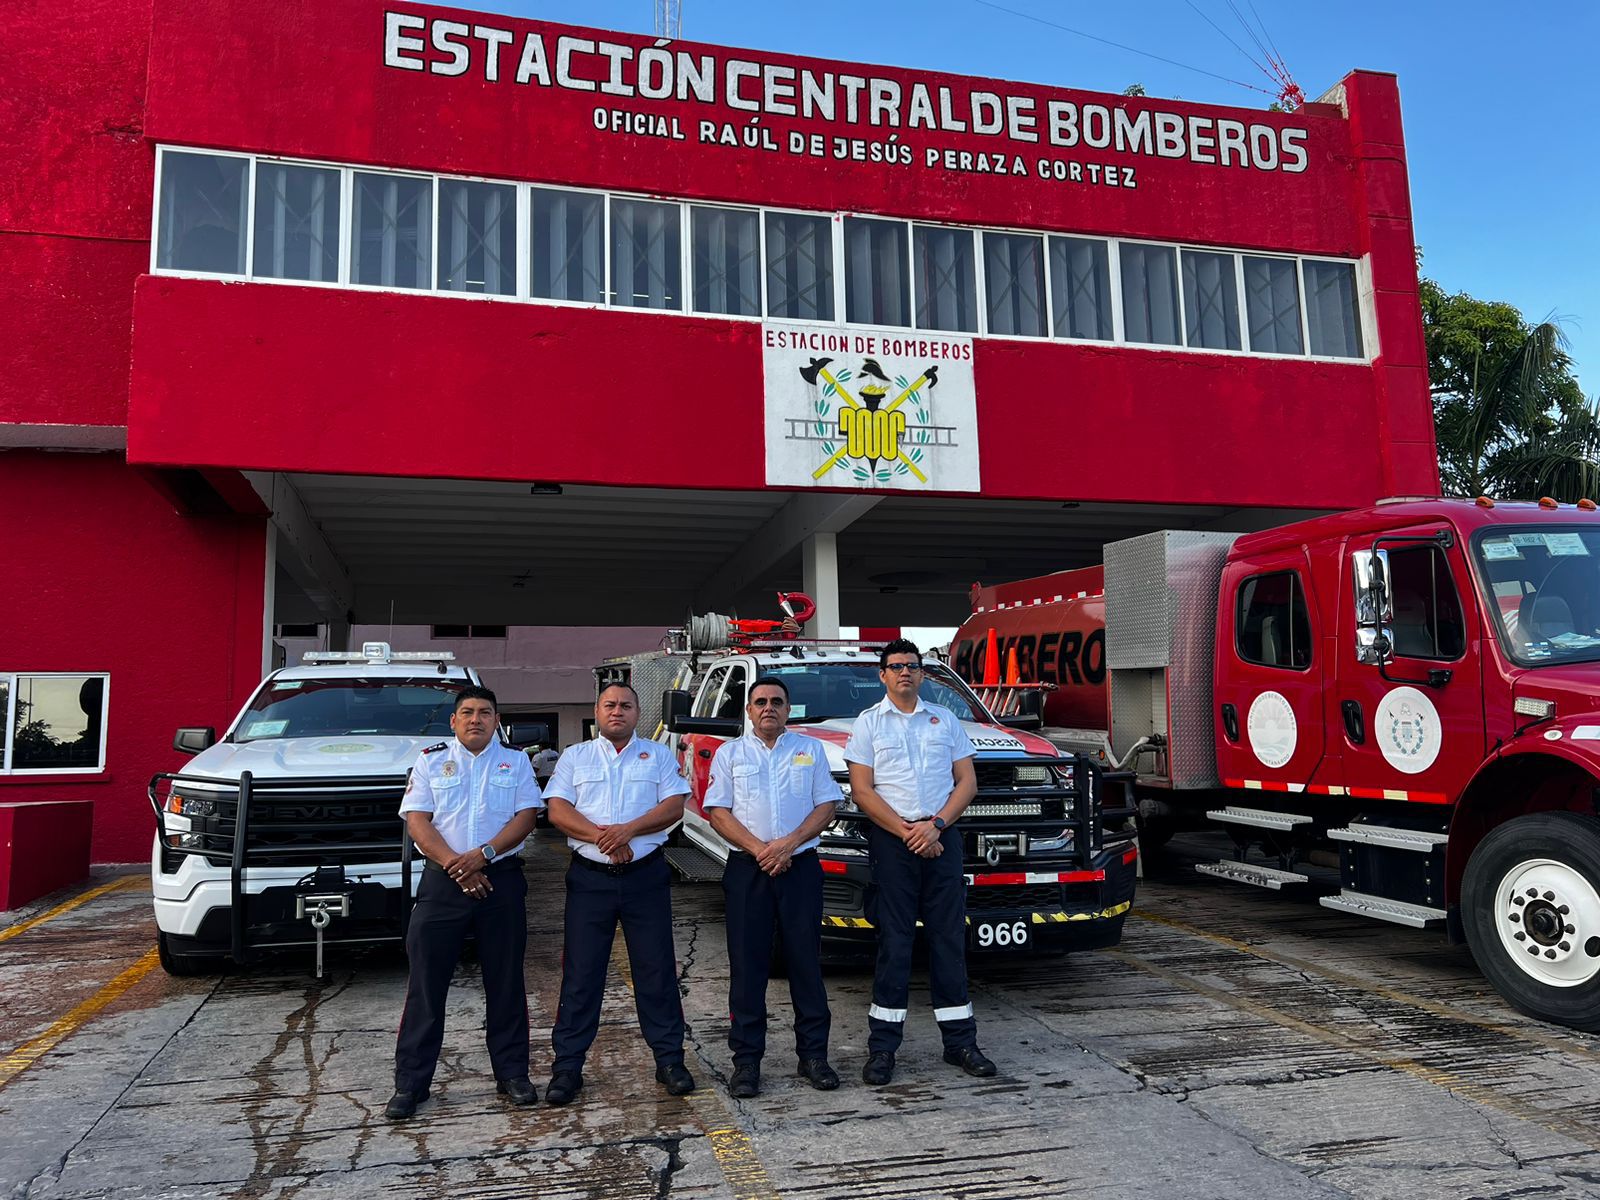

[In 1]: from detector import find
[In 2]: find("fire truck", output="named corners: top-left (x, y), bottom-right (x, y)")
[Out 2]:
top-left (949, 498), bottom-right (1600, 1029)
top-left (597, 604), bottom-right (1137, 960)
top-left (148, 643), bottom-right (540, 976)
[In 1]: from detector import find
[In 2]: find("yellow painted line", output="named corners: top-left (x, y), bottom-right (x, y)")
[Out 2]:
top-left (0, 875), bottom-right (144, 947)
top-left (0, 948), bottom-right (161, 1090)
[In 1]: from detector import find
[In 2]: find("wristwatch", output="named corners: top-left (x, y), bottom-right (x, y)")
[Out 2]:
top-left (931, 816), bottom-right (947, 831)
top-left (480, 842), bottom-right (497, 862)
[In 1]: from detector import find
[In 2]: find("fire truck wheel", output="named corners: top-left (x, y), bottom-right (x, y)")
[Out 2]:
top-left (157, 930), bottom-right (220, 978)
top-left (1462, 811), bottom-right (1600, 1031)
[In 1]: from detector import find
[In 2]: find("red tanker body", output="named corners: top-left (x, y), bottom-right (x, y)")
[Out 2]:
top-left (957, 499), bottom-right (1600, 1033)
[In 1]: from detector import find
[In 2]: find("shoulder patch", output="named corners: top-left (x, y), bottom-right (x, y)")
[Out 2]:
top-left (421, 742), bottom-right (449, 754)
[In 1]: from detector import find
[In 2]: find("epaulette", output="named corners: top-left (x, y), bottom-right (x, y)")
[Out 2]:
top-left (421, 742), bottom-right (449, 754)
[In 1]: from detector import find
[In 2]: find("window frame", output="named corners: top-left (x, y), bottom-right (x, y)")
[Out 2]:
top-left (1234, 571), bottom-right (1314, 672)
top-left (1, 672), bottom-right (111, 775)
top-left (1379, 542), bottom-right (1468, 664)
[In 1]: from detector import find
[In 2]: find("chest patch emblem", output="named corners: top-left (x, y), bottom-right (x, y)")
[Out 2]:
top-left (639, 750), bottom-right (651, 760)
top-left (929, 716), bottom-right (940, 724)
top-left (793, 753), bottom-right (814, 766)
top-left (441, 760), bottom-right (459, 778)
top-left (496, 761), bottom-right (513, 774)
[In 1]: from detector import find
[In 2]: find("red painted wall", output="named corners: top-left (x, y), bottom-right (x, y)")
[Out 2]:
top-left (0, 453), bottom-right (266, 861)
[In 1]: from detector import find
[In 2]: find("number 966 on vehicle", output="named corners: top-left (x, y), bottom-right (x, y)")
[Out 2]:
top-left (972, 918), bottom-right (1030, 950)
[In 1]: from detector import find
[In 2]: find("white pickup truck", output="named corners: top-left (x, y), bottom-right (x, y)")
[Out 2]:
top-left (149, 642), bottom-right (535, 975)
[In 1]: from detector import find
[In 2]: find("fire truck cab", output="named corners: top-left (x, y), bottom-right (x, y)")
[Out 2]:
top-left (600, 632), bottom-right (1137, 960)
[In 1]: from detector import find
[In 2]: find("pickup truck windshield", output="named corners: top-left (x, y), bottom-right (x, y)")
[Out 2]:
top-left (234, 678), bottom-right (463, 741)
top-left (758, 662), bottom-right (989, 723)
top-left (1474, 526), bottom-right (1600, 666)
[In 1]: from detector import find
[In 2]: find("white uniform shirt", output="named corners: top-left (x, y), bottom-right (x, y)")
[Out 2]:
top-left (703, 731), bottom-right (842, 852)
top-left (544, 734), bottom-right (689, 863)
top-left (399, 738), bottom-right (544, 857)
top-left (843, 696), bottom-right (976, 821)
top-left (531, 747), bottom-right (560, 781)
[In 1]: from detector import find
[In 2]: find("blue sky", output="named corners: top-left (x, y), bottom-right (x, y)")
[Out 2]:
top-left (480, 0), bottom-right (1599, 392)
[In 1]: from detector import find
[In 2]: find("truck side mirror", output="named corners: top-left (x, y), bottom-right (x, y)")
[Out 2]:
top-left (502, 720), bottom-right (550, 749)
top-left (174, 727), bottom-right (216, 754)
top-left (1352, 549), bottom-right (1394, 666)
top-left (995, 689), bottom-right (1046, 730)
top-left (662, 689), bottom-right (741, 737)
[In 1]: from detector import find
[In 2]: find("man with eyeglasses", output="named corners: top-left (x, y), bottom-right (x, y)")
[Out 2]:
top-left (845, 638), bottom-right (994, 1086)
top-left (703, 675), bottom-right (842, 1099)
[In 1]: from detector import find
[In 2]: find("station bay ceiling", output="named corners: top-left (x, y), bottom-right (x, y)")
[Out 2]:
top-left (266, 473), bottom-right (1310, 627)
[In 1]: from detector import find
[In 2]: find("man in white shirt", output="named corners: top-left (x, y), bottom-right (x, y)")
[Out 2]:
top-left (704, 675), bottom-right (842, 1099)
top-left (530, 744), bottom-right (560, 788)
top-left (845, 639), bottom-right (995, 1086)
top-left (388, 686), bottom-right (543, 1121)
top-left (542, 683), bottom-right (694, 1105)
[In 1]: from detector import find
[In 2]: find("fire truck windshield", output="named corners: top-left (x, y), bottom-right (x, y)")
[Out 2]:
top-left (1474, 526), bottom-right (1600, 666)
top-left (758, 662), bottom-right (990, 723)
top-left (233, 678), bottom-right (464, 741)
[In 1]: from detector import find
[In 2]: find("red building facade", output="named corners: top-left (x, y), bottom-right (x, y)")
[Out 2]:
top-left (2, 0), bottom-right (1435, 861)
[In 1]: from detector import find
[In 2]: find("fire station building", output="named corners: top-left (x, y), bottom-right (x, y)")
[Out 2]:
top-left (2, 0), bottom-right (1435, 864)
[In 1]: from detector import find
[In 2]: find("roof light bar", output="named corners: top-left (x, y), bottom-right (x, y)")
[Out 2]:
top-left (302, 642), bottom-right (457, 665)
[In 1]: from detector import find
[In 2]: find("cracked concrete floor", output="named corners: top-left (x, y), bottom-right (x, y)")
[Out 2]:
top-left (6, 832), bottom-right (1600, 1199)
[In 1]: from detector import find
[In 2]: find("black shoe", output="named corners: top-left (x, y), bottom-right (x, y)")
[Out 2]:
top-left (545, 1071), bottom-right (583, 1106)
top-left (861, 1052), bottom-right (895, 1086)
top-left (384, 1088), bottom-right (428, 1120)
top-left (656, 1062), bottom-right (697, 1096)
top-left (797, 1058), bottom-right (840, 1091)
top-left (943, 1046), bottom-right (997, 1077)
top-left (729, 1063), bottom-right (760, 1099)
top-left (496, 1076), bottom-right (537, 1106)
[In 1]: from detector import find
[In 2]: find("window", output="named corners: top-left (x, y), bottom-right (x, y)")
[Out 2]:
top-left (274, 623), bottom-right (321, 638)
top-left (532, 187), bottom-right (604, 303)
top-left (1050, 236), bottom-right (1113, 340)
top-left (1385, 545), bottom-right (1465, 660)
top-left (694, 667), bottom-right (730, 718)
top-left (1120, 242), bottom-right (1181, 346)
top-left (157, 151), bottom-right (248, 274)
top-left (1182, 249), bottom-right (1241, 350)
top-left (1243, 256), bottom-right (1303, 355)
top-left (715, 668), bottom-right (748, 721)
top-left (1304, 259), bottom-right (1364, 358)
top-left (2, 674), bottom-right (109, 773)
top-left (692, 206), bottom-right (762, 317)
top-left (430, 624), bottom-right (506, 639)
top-left (352, 172), bottom-right (432, 289)
top-left (1236, 573), bottom-right (1312, 669)
top-left (983, 232), bottom-right (1046, 338)
top-left (252, 162), bottom-right (340, 282)
top-left (913, 225), bottom-right (977, 332)
top-left (437, 179), bottom-right (516, 296)
top-left (765, 211), bottom-right (834, 321)
top-left (610, 197), bottom-right (682, 310)
top-left (844, 217), bottom-right (910, 327)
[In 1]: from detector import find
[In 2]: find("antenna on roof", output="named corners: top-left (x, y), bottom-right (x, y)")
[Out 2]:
top-left (654, 0), bottom-right (682, 39)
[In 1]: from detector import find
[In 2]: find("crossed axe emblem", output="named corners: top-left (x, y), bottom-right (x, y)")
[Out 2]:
top-left (799, 357), bottom-right (940, 482)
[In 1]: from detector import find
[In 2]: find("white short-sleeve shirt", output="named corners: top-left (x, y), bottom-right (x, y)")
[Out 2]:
top-left (399, 738), bottom-right (544, 857)
top-left (544, 734), bottom-right (690, 863)
top-left (703, 731), bottom-right (842, 852)
top-left (843, 696), bottom-right (976, 821)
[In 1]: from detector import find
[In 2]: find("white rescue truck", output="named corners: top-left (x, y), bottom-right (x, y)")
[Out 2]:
top-left (149, 643), bottom-right (538, 976)
top-left (598, 614), bottom-right (1137, 960)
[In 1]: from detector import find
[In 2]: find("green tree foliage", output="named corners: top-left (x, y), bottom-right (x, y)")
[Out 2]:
top-left (1424, 277), bottom-right (1600, 501)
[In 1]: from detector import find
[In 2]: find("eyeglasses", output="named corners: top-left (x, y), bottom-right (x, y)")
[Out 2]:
top-left (750, 697), bottom-right (788, 708)
top-left (882, 662), bottom-right (923, 674)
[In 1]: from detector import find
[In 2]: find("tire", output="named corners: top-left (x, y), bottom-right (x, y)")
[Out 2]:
top-left (1461, 811), bottom-right (1600, 1031)
top-left (157, 930), bottom-right (222, 978)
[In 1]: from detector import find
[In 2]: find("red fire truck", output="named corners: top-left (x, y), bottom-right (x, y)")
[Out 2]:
top-left (950, 498), bottom-right (1600, 1030)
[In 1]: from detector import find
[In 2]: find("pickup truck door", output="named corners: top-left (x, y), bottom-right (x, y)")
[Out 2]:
top-left (1335, 526), bottom-right (1484, 805)
top-left (681, 664), bottom-right (748, 814)
top-left (1214, 549), bottom-right (1331, 792)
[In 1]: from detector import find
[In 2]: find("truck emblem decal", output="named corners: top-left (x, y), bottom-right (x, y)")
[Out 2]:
top-left (1246, 691), bottom-right (1297, 770)
top-left (1375, 686), bottom-right (1441, 775)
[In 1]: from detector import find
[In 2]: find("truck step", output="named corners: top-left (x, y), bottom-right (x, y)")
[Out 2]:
top-left (1196, 860), bottom-right (1310, 890)
top-left (664, 846), bottom-right (725, 882)
top-left (1319, 890), bottom-right (1445, 928)
top-left (1327, 826), bottom-right (1448, 853)
top-left (1206, 806), bottom-right (1313, 832)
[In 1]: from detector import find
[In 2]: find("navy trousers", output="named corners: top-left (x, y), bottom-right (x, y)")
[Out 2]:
top-left (394, 857), bottom-right (529, 1093)
top-left (723, 849), bottom-right (830, 1065)
top-left (550, 851), bottom-right (686, 1074)
top-left (865, 824), bottom-right (977, 1055)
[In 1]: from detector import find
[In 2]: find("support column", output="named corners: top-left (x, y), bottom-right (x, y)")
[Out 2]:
top-left (802, 531), bottom-right (841, 640)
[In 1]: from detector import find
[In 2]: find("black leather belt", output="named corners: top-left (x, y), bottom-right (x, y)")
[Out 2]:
top-left (570, 849), bottom-right (660, 876)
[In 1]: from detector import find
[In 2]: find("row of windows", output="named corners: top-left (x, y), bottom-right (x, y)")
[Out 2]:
top-left (1, 674), bottom-right (108, 774)
top-left (154, 147), bottom-right (1367, 359)
top-left (1237, 545), bottom-right (1464, 671)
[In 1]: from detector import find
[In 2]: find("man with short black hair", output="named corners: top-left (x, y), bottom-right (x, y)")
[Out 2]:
top-left (388, 686), bottom-right (542, 1120)
top-left (542, 682), bottom-right (694, 1105)
top-left (846, 639), bottom-right (994, 1085)
top-left (704, 675), bottom-right (841, 1098)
